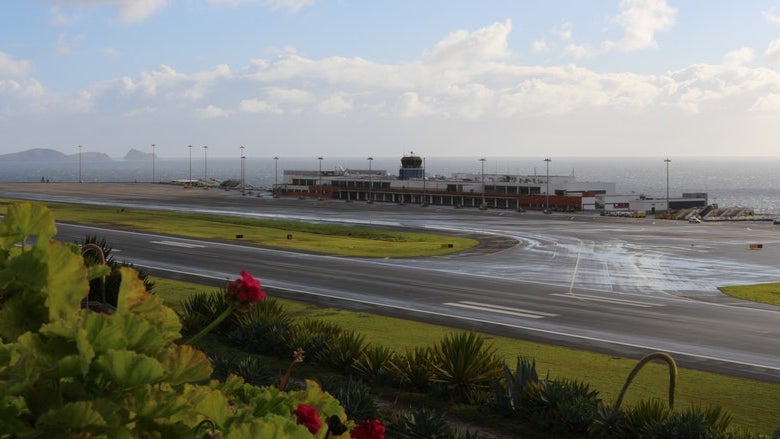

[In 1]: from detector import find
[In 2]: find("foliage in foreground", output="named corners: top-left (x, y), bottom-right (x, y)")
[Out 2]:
top-left (0, 202), bottom-right (358, 437)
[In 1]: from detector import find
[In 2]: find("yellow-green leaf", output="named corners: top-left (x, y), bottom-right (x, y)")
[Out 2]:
top-left (159, 344), bottom-right (212, 385)
top-left (0, 202), bottom-right (57, 248)
top-left (94, 349), bottom-right (165, 388)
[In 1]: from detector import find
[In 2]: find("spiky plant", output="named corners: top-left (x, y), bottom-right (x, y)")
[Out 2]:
top-left (431, 332), bottom-right (504, 404)
top-left (352, 344), bottom-right (397, 384)
top-left (386, 346), bottom-right (437, 391)
top-left (317, 329), bottom-right (367, 373)
top-left (490, 355), bottom-right (539, 417)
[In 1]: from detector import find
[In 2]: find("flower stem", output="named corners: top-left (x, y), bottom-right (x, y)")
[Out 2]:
top-left (183, 304), bottom-right (235, 345)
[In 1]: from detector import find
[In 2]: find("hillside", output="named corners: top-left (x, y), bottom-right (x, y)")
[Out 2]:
top-left (0, 148), bottom-right (111, 162)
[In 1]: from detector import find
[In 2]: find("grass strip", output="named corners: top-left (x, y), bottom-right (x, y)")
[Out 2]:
top-left (0, 199), bottom-right (477, 258)
top-left (720, 283), bottom-right (780, 306)
top-left (154, 276), bottom-right (780, 433)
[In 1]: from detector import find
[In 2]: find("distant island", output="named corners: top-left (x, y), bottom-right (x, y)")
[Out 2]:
top-left (123, 148), bottom-right (154, 160)
top-left (0, 148), bottom-right (124, 162)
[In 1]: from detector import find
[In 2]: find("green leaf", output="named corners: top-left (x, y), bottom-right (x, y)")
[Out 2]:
top-left (224, 413), bottom-right (315, 439)
top-left (85, 263), bottom-right (111, 281)
top-left (43, 241), bottom-right (89, 321)
top-left (158, 344), bottom-right (212, 385)
top-left (94, 349), bottom-right (165, 388)
top-left (116, 267), bottom-right (181, 341)
top-left (36, 400), bottom-right (107, 432)
top-left (0, 202), bottom-right (57, 248)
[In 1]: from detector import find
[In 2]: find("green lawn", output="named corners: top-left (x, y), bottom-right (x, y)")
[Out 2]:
top-left (0, 199), bottom-right (477, 257)
top-left (154, 276), bottom-right (780, 433)
top-left (720, 283), bottom-right (780, 306)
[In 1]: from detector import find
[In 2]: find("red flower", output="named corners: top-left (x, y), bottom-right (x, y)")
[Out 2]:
top-left (293, 404), bottom-right (321, 435)
top-left (350, 419), bottom-right (385, 439)
top-left (226, 270), bottom-right (266, 306)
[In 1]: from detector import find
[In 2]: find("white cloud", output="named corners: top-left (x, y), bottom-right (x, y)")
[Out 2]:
top-left (723, 48), bottom-right (755, 67)
top-left (762, 9), bottom-right (780, 24)
top-left (56, 32), bottom-right (86, 56)
top-left (553, 22), bottom-right (573, 41)
top-left (563, 44), bottom-right (593, 59)
top-left (764, 39), bottom-right (780, 64)
top-left (424, 19), bottom-right (512, 65)
top-left (207, 0), bottom-right (315, 13)
top-left (239, 99), bottom-right (282, 114)
top-left (395, 92), bottom-right (435, 117)
top-left (604, 0), bottom-right (677, 53)
top-left (0, 52), bottom-right (32, 77)
top-left (317, 94), bottom-right (353, 115)
top-left (751, 93), bottom-right (780, 112)
top-left (196, 104), bottom-right (230, 118)
top-left (48, 0), bottom-right (171, 23)
top-left (531, 40), bottom-right (549, 54)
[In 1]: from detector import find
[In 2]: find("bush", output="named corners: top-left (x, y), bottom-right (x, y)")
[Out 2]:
top-left (519, 378), bottom-right (600, 434)
top-left (177, 290), bottom-right (231, 336)
top-left (317, 329), bottom-right (367, 373)
top-left (431, 332), bottom-right (504, 404)
top-left (226, 298), bottom-right (294, 356)
top-left (319, 377), bottom-right (380, 422)
top-left (387, 346), bottom-right (437, 392)
top-left (286, 318), bottom-right (344, 360)
top-left (490, 355), bottom-right (539, 417)
top-left (353, 344), bottom-right (397, 385)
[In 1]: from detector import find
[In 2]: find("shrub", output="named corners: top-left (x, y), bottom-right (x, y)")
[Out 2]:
top-left (430, 332), bottom-right (504, 404)
top-left (319, 377), bottom-right (380, 421)
top-left (353, 344), bottom-right (397, 384)
top-left (209, 353), bottom-right (275, 387)
top-left (177, 290), bottom-right (231, 336)
top-left (226, 298), bottom-right (293, 356)
top-left (317, 329), bottom-right (367, 373)
top-left (387, 346), bottom-right (437, 391)
top-left (519, 378), bottom-right (600, 434)
top-left (286, 318), bottom-right (344, 360)
top-left (490, 355), bottom-right (539, 417)
top-left (0, 202), bottom-right (352, 437)
top-left (385, 407), bottom-right (455, 439)
top-left (81, 235), bottom-right (155, 308)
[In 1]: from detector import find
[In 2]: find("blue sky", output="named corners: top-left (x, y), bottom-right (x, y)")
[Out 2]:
top-left (2, 0), bottom-right (780, 158)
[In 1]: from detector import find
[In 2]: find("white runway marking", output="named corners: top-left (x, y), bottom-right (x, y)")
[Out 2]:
top-left (150, 240), bottom-right (206, 249)
top-left (445, 300), bottom-right (558, 319)
top-left (552, 293), bottom-right (661, 308)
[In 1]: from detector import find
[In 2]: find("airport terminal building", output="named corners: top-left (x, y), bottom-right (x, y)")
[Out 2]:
top-left (275, 155), bottom-right (617, 212)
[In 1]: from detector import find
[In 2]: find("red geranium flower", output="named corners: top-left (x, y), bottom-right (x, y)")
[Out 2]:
top-left (293, 404), bottom-right (321, 435)
top-left (226, 270), bottom-right (266, 306)
top-left (350, 419), bottom-right (385, 439)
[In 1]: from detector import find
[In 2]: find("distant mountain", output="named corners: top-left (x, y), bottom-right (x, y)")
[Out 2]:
top-left (0, 148), bottom-right (111, 162)
top-left (124, 148), bottom-right (153, 160)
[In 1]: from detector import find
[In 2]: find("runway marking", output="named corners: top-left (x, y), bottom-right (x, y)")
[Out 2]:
top-left (444, 301), bottom-right (558, 319)
top-left (552, 293), bottom-right (661, 308)
top-left (150, 240), bottom-right (206, 249)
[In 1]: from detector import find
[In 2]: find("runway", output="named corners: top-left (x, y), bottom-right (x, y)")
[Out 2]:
top-left (2, 183), bottom-right (780, 382)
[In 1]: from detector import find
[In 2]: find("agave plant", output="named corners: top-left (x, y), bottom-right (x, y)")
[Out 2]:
top-left (430, 332), bottom-right (504, 404)
top-left (386, 346), bottom-right (437, 391)
top-left (317, 329), bottom-right (367, 373)
top-left (519, 378), bottom-right (601, 434)
top-left (490, 355), bottom-right (539, 417)
top-left (352, 344), bottom-right (397, 384)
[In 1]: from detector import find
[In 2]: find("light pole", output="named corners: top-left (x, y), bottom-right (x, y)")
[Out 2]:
top-left (274, 156), bottom-right (279, 195)
top-left (367, 157), bottom-right (373, 202)
top-left (151, 143), bottom-right (156, 183)
top-left (317, 156), bottom-right (323, 190)
top-left (188, 145), bottom-right (192, 184)
top-left (203, 145), bottom-right (208, 185)
top-left (78, 145), bottom-right (83, 183)
top-left (544, 158), bottom-right (551, 212)
top-left (422, 156), bottom-right (426, 206)
top-left (240, 146), bottom-right (245, 194)
top-left (480, 158), bottom-right (486, 207)
top-left (665, 158), bottom-right (671, 212)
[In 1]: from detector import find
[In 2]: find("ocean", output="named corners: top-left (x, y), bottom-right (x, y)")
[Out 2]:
top-left (2, 156), bottom-right (779, 214)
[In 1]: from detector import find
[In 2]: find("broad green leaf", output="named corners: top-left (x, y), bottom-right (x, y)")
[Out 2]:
top-left (0, 294), bottom-right (48, 341)
top-left (0, 202), bottom-right (57, 248)
top-left (85, 263), bottom-right (111, 281)
top-left (184, 385), bottom-right (232, 426)
top-left (93, 349), bottom-right (165, 388)
top-left (43, 241), bottom-right (89, 321)
top-left (224, 413), bottom-right (314, 439)
top-left (116, 267), bottom-right (181, 341)
top-left (79, 311), bottom-right (127, 353)
top-left (129, 385), bottom-right (192, 420)
top-left (158, 344), bottom-right (212, 385)
top-left (120, 312), bottom-right (165, 352)
top-left (35, 400), bottom-right (107, 432)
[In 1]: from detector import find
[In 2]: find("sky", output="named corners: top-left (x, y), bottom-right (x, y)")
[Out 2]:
top-left (2, 1), bottom-right (780, 159)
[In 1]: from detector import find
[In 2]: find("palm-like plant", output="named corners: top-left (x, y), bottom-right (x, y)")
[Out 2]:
top-left (386, 346), bottom-right (437, 391)
top-left (431, 332), bottom-right (504, 403)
